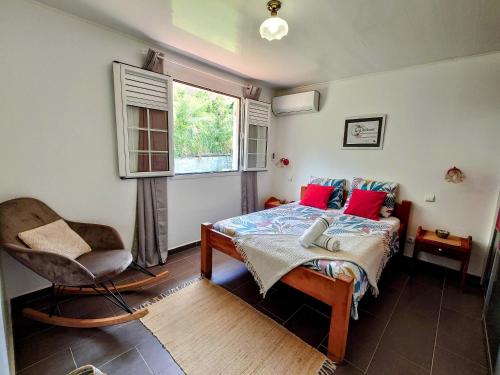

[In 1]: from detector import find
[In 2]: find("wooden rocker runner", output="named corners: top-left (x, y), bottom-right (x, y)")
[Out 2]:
top-left (0, 198), bottom-right (169, 328)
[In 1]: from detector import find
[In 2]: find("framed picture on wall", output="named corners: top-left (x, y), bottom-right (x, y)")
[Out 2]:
top-left (342, 115), bottom-right (386, 150)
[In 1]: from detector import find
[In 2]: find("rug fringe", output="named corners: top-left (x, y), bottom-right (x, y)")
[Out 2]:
top-left (134, 276), bottom-right (203, 311)
top-left (318, 359), bottom-right (337, 374)
top-left (233, 238), bottom-right (267, 296)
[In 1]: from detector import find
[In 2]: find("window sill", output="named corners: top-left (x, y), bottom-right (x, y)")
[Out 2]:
top-left (169, 171), bottom-right (241, 180)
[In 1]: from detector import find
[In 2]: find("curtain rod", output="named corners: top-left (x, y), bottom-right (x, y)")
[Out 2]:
top-left (144, 50), bottom-right (253, 89)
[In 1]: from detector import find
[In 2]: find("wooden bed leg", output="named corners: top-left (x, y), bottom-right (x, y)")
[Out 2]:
top-left (326, 278), bottom-right (353, 363)
top-left (201, 223), bottom-right (213, 279)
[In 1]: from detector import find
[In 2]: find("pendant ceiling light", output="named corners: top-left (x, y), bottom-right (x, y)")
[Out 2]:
top-left (260, 0), bottom-right (288, 41)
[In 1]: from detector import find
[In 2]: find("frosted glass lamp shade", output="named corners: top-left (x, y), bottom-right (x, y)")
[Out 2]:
top-left (260, 16), bottom-right (288, 41)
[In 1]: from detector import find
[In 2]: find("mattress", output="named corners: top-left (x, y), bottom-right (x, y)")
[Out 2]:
top-left (213, 202), bottom-right (400, 319)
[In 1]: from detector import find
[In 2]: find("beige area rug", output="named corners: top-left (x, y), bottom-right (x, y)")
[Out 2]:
top-left (139, 278), bottom-right (335, 375)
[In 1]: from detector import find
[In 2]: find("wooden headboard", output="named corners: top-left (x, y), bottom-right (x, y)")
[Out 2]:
top-left (300, 185), bottom-right (412, 249)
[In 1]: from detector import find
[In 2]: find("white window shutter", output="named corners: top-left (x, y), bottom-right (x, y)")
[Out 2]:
top-left (113, 62), bottom-right (174, 178)
top-left (123, 68), bottom-right (169, 111)
top-left (243, 99), bottom-right (271, 171)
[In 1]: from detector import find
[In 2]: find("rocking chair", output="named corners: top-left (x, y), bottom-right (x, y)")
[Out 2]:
top-left (0, 198), bottom-right (169, 328)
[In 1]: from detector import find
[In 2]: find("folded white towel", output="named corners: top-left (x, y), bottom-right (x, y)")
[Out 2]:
top-left (299, 215), bottom-right (333, 248)
top-left (313, 234), bottom-right (341, 252)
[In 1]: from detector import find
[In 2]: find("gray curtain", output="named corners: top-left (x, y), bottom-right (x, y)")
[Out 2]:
top-left (243, 85), bottom-right (262, 100)
top-left (241, 84), bottom-right (262, 214)
top-left (143, 48), bottom-right (164, 72)
top-left (133, 48), bottom-right (169, 267)
top-left (241, 171), bottom-right (258, 214)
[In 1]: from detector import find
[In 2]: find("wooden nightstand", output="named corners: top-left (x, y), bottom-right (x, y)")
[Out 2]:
top-left (264, 197), bottom-right (293, 209)
top-left (414, 226), bottom-right (472, 288)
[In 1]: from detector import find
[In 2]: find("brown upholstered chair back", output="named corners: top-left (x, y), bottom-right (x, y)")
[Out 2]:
top-left (0, 197), bottom-right (131, 286)
top-left (0, 198), bottom-right (102, 285)
top-left (0, 198), bottom-right (61, 247)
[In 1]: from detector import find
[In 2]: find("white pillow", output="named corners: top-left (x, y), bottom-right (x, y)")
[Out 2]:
top-left (18, 219), bottom-right (92, 259)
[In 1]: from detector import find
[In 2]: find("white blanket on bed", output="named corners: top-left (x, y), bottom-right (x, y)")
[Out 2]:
top-left (233, 233), bottom-right (387, 297)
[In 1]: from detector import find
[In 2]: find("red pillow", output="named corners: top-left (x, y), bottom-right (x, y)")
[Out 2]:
top-left (344, 189), bottom-right (387, 220)
top-left (300, 184), bottom-right (334, 210)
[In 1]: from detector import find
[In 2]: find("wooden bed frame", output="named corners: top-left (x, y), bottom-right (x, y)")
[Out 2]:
top-left (201, 187), bottom-right (411, 363)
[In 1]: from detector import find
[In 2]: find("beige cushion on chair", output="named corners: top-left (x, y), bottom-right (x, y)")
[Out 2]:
top-left (18, 219), bottom-right (92, 259)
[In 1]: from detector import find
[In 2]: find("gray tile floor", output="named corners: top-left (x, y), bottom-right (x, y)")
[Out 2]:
top-left (12, 247), bottom-right (488, 375)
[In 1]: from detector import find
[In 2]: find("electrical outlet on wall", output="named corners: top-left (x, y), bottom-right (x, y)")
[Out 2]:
top-left (288, 175), bottom-right (293, 182)
top-left (407, 236), bottom-right (415, 244)
top-left (424, 194), bottom-right (436, 202)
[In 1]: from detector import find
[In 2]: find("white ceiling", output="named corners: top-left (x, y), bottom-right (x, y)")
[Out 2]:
top-left (36, 0), bottom-right (500, 88)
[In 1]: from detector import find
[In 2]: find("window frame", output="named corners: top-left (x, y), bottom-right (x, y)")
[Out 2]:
top-left (113, 62), bottom-right (174, 178)
top-left (242, 99), bottom-right (271, 172)
top-left (172, 79), bottom-right (242, 176)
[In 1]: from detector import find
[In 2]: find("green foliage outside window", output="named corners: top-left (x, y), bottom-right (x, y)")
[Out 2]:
top-left (173, 83), bottom-right (237, 158)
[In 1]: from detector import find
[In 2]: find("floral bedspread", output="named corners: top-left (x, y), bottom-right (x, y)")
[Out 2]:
top-left (213, 203), bottom-right (400, 319)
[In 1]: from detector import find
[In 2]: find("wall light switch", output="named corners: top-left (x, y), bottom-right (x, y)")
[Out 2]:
top-left (288, 175), bottom-right (293, 182)
top-left (424, 194), bottom-right (436, 202)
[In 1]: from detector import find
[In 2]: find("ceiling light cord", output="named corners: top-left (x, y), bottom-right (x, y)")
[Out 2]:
top-left (267, 0), bottom-right (281, 15)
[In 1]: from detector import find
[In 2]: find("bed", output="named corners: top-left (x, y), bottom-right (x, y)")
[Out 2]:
top-left (201, 186), bottom-right (411, 363)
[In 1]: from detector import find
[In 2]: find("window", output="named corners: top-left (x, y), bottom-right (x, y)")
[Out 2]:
top-left (113, 63), bottom-right (270, 177)
top-left (242, 99), bottom-right (271, 171)
top-left (126, 107), bottom-right (169, 173)
top-left (173, 81), bottom-right (240, 174)
top-left (113, 63), bottom-right (174, 178)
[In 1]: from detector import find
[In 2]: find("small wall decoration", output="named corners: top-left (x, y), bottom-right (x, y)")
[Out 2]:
top-left (445, 166), bottom-right (465, 183)
top-left (275, 157), bottom-right (290, 168)
top-left (279, 158), bottom-right (290, 166)
top-left (342, 115), bottom-right (386, 150)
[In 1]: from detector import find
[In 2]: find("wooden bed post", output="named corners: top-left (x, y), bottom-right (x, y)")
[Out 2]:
top-left (201, 223), bottom-right (213, 279)
top-left (395, 200), bottom-right (412, 254)
top-left (327, 277), bottom-right (353, 363)
top-left (281, 268), bottom-right (353, 364)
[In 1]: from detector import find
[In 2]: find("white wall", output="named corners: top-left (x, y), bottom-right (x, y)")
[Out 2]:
top-left (272, 53), bottom-right (500, 276)
top-left (0, 257), bottom-right (14, 375)
top-left (0, 0), bottom-right (274, 298)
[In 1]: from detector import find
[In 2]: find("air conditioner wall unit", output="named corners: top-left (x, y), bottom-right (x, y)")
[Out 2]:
top-left (272, 91), bottom-right (320, 116)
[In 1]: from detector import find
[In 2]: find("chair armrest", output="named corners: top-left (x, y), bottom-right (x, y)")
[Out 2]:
top-left (66, 221), bottom-right (125, 251)
top-left (1, 243), bottom-right (95, 286)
